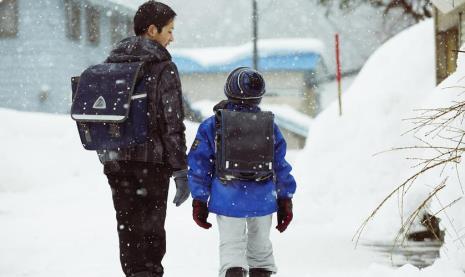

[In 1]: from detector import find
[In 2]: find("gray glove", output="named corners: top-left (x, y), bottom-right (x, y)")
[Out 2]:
top-left (172, 169), bottom-right (190, 207)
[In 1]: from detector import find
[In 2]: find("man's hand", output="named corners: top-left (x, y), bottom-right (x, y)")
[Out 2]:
top-left (192, 199), bottom-right (212, 229)
top-left (276, 198), bottom-right (293, 233)
top-left (172, 169), bottom-right (190, 207)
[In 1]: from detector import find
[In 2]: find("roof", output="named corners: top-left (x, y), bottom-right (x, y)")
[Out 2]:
top-left (171, 38), bottom-right (324, 74)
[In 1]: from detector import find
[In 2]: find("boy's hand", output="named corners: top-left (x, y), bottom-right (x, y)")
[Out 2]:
top-left (276, 198), bottom-right (293, 232)
top-left (192, 199), bottom-right (212, 229)
top-left (172, 169), bottom-right (190, 207)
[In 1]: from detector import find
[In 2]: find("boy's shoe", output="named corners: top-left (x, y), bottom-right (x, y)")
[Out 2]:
top-left (225, 267), bottom-right (247, 277)
top-left (249, 268), bottom-right (272, 277)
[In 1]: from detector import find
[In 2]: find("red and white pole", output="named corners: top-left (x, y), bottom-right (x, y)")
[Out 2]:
top-left (335, 33), bottom-right (342, 116)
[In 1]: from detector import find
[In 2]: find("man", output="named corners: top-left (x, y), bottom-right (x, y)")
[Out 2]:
top-left (101, 2), bottom-right (188, 277)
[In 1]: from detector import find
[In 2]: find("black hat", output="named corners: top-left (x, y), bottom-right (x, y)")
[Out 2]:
top-left (224, 67), bottom-right (266, 104)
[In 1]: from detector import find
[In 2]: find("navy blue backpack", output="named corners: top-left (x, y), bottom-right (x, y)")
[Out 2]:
top-left (71, 61), bottom-right (161, 150)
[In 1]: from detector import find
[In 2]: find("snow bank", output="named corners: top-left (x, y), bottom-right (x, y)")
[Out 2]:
top-left (0, 109), bottom-right (198, 193)
top-left (295, 17), bottom-right (465, 273)
top-left (0, 109), bottom-right (200, 276)
top-left (294, 19), bottom-right (436, 240)
top-left (421, 46), bottom-right (465, 271)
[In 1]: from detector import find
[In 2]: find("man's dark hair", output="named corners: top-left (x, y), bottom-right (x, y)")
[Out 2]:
top-left (134, 1), bottom-right (176, 36)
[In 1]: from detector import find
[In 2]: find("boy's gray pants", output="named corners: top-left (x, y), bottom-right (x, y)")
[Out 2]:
top-left (217, 214), bottom-right (277, 277)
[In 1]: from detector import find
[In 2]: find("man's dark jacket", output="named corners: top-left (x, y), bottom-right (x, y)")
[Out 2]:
top-left (99, 36), bottom-right (187, 172)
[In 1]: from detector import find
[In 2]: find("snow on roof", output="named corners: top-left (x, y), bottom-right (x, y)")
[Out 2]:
top-left (173, 38), bottom-right (324, 66)
top-left (171, 38), bottom-right (324, 74)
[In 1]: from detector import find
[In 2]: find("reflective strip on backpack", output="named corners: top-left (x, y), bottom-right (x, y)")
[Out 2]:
top-left (71, 114), bottom-right (126, 121)
top-left (131, 93), bottom-right (147, 100)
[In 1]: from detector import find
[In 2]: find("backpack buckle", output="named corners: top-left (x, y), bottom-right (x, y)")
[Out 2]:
top-left (108, 123), bottom-right (121, 138)
top-left (78, 123), bottom-right (92, 143)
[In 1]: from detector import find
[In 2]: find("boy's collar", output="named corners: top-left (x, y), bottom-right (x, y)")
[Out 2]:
top-left (213, 100), bottom-right (261, 112)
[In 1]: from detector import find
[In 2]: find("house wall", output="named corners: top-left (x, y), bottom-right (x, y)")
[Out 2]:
top-left (429, 0), bottom-right (465, 84)
top-left (261, 71), bottom-right (319, 116)
top-left (0, 0), bottom-right (309, 148)
top-left (180, 70), bottom-right (318, 116)
top-left (0, 0), bottom-right (133, 114)
top-left (434, 6), bottom-right (465, 84)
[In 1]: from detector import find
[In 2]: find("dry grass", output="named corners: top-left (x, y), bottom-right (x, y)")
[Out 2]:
top-left (353, 94), bottom-right (465, 252)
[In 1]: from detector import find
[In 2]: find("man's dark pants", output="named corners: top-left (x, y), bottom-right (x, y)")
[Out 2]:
top-left (104, 161), bottom-right (170, 277)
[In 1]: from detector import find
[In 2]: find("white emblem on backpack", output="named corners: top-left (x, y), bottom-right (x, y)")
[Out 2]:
top-left (93, 96), bottom-right (107, 110)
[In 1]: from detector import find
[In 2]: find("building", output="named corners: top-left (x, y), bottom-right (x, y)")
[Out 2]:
top-left (0, 0), bottom-right (134, 113)
top-left (172, 38), bottom-right (326, 118)
top-left (0, 0), bottom-right (315, 148)
top-left (432, 0), bottom-right (465, 84)
top-left (171, 39), bottom-right (323, 148)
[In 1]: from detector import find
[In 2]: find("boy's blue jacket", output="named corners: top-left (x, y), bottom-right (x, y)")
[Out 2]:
top-left (187, 101), bottom-right (297, 218)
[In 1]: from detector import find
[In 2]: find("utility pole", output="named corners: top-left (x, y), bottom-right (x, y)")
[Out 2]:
top-left (335, 33), bottom-right (342, 116)
top-left (252, 0), bottom-right (258, 70)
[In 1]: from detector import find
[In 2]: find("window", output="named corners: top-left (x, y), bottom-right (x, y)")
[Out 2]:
top-left (0, 0), bottom-right (18, 37)
top-left (86, 5), bottom-right (100, 44)
top-left (111, 12), bottom-right (126, 44)
top-left (64, 0), bottom-right (80, 40)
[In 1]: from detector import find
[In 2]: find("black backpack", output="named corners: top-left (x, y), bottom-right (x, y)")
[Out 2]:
top-left (70, 61), bottom-right (168, 151)
top-left (215, 109), bottom-right (275, 182)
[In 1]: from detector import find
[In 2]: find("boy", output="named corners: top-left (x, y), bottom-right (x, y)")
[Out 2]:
top-left (81, 2), bottom-right (188, 276)
top-left (187, 67), bottom-right (297, 277)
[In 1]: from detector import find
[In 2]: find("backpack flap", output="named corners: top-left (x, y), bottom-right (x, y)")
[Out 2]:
top-left (71, 62), bottom-right (144, 123)
top-left (216, 110), bottom-right (275, 181)
top-left (70, 62), bottom-right (148, 150)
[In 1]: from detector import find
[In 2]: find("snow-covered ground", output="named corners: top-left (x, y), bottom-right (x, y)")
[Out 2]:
top-left (1, 19), bottom-right (465, 277)
top-left (292, 18), bottom-right (465, 274)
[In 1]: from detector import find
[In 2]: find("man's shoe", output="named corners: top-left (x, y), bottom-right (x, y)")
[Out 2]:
top-left (249, 268), bottom-right (272, 277)
top-left (130, 271), bottom-right (152, 277)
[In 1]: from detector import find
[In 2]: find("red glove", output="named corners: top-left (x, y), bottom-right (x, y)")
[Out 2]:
top-left (192, 199), bottom-right (212, 229)
top-left (276, 198), bottom-right (293, 233)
